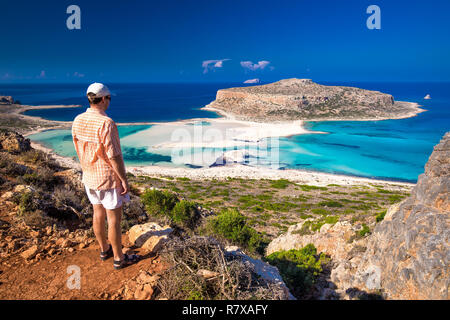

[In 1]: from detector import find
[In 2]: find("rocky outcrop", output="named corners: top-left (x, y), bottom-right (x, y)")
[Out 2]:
top-left (128, 222), bottom-right (173, 253)
top-left (350, 132), bottom-right (449, 299)
top-left (0, 129), bottom-right (31, 153)
top-left (0, 96), bottom-right (15, 104)
top-left (266, 220), bottom-right (369, 299)
top-left (266, 221), bottom-right (366, 262)
top-left (204, 79), bottom-right (423, 122)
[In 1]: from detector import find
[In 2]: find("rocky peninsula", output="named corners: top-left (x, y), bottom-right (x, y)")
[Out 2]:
top-left (203, 79), bottom-right (425, 122)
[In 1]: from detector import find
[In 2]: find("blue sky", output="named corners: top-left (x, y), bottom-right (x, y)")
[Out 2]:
top-left (1, 0), bottom-right (449, 83)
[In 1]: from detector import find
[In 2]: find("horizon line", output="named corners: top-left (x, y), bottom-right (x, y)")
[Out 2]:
top-left (1, 79), bottom-right (450, 85)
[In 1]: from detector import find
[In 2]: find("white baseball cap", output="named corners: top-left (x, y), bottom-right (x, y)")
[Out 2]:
top-left (86, 83), bottom-right (114, 97)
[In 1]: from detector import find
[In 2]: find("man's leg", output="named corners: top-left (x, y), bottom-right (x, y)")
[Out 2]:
top-left (106, 206), bottom-right (124, 261)
top-left (92, 204), bottom-right (109, 252)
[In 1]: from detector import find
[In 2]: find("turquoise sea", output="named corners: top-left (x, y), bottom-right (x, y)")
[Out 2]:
top-left (3, 82), bottom-right (448, 183)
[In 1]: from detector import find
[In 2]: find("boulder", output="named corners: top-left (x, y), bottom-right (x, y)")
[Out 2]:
top-left (21, 245), bottom-right (39, 260)
top-left (128, 222), bottom-right (173, 253)
top-left (0, 129), bottom-right (31, 153)
top-left (134, 283), bottom-right (155, 300)
top-left (225, 245), bottom-right (296, 300)
top-left (13, 185), bottom-right (34, 194)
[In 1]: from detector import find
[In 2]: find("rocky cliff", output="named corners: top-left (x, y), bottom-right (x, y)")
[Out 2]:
top-left (204, 79), bottom-right (423, 121)
top-left (349, 132), bottom-right (449, 299)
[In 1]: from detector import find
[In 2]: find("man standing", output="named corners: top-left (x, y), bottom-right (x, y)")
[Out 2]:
top-left (72, 83), bottom-right (140, 269)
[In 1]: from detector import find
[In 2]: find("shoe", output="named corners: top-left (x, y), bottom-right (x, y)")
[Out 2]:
top-left (113, 253), bottom-right (141, 270)
top-left (100, 244), bottom-right (113, 261)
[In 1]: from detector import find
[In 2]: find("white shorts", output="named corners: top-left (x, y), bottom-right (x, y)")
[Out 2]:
top-left (84, 185), bottom-right (130, 210)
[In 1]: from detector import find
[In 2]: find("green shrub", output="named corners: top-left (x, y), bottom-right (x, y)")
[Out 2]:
top-left (18, 167), bottom-right (57, 189)
top-left (0, 153), bottom-right (30, 176)
top-left (359, 224), bottom-right (371, 237)
top-left (311, 208), bottom-right (329, 215)
top-left (12, 191), bottom-right (58, 228)
top-left (21, 209), bottom-right (58, 229)
top-left (375, 210), bottom-right (386, 222)
top-left (209, 208), bottom-right (265, 254)
top-left (141, 189), bottom-right (178, 216)
top-left (256, 194), bottom-right (272, 201)
top-left (172, 200), bottom-right (198, 229)
top-left (270, 179), bottom-right (290, 189)
top-left (265, 244), bottom-right (328, 298)
top-left (318, 200), bottom-right (343, 208)
top-left (19, 149), bottom-right (51, 166)
top-left (294, 215), bottom-right (339, 235)
top-left (323, 215), bottom-right (339, 225)
top-left (388, 194), bottom-right (405, 204)
top-left (298, 185), bottom-right (328, 191)
top-left (16, 191), bottom-right (37, 215)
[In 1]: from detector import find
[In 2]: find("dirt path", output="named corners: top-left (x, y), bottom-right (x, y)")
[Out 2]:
top-left (0, 200), bottom-right (162, 300)
top-left (0, 237), bottom-right (162, 300)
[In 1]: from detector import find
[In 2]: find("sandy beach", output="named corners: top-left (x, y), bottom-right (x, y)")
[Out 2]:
top-left (128, 163), bottom-right (414, 189)
top-left (149, 118), bottom-right (314, 149)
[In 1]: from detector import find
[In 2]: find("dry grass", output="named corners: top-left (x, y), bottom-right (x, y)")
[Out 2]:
top-left (156, 236), bottom-right (287, 300)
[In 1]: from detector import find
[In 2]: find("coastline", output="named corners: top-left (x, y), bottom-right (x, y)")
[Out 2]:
top-left (28, 134), bottom-right (415, 189)
top-left (30, 140), bottom-right (81, 171)
top-left (10, 102), bottom-right (418, 189)
top-left (128, 164), bottom-right (415, 189)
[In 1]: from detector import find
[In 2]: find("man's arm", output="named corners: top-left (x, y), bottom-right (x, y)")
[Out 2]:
top-left (109, 155), bottom-right (129, 195)
top-left (101, 120), bottom-right (128, 195)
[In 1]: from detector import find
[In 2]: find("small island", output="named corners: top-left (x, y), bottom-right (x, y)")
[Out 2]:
top-left (203, 79), bottom-right (425, 122)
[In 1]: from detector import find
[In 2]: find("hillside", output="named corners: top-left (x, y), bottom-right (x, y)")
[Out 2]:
top-left (0, 129), bottom-right (420, 300)
top-left (203, 79), bottom-right (424, 121)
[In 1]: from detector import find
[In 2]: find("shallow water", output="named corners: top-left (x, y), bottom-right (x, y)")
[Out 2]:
top-left (14, 82), bottom-right (450, 182)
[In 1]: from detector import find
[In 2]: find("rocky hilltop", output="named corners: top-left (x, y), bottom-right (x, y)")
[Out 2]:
top-left (204, 79), bottom-right (424, 121)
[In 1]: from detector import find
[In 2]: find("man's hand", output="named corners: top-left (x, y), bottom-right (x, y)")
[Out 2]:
top-left (109, 155), bottom-right (129, 195)
top-left (119, 178), bottom-right (129, 195)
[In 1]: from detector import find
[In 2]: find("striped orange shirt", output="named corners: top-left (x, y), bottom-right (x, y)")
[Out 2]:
top-left (72, 108), bottom-right (123, 190)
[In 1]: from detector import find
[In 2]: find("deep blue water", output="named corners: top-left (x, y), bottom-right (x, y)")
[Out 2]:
top-left (2, 83), bottom-right (238, 122)
top-left (2, 82), bottom-right (449, 182)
